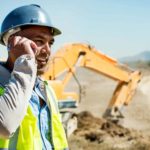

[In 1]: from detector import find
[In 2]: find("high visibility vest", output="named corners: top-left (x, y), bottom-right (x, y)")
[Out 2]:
top-left (0, 81), bottom-right (68, 150)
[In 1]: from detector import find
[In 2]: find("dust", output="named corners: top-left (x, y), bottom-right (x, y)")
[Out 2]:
top-left (68, 111), bottom-right (150, 150)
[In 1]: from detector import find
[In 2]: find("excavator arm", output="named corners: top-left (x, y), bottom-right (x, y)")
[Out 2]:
top-left (42, 43), bottom-right (141, 121)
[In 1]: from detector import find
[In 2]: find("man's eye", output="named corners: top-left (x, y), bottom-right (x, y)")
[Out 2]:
top-left (49, 42), bottom-right (53, 47)
top-left (34, 40), bottom-right (43, 46)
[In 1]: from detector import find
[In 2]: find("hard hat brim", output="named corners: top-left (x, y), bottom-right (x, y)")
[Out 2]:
top-left (0, 24), bottom-right (61, 46)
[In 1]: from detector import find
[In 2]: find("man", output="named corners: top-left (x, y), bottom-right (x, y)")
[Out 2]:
top-left (0, 4), bottom-right (68, 150)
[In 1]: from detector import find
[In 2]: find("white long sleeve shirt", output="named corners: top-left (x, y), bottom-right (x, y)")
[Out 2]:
top-left (0, 55), bottom-right (37, 138)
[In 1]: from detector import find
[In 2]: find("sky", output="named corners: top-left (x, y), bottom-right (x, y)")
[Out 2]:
top-left (0, 0), bottom-right (150, 60)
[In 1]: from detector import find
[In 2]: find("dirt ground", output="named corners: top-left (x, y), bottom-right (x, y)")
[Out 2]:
top-left (65, 65), bottom-right (150, 150)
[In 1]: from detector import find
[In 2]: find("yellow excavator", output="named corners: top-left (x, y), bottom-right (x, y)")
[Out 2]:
top-left (41, 43), bottom-right (141, 136)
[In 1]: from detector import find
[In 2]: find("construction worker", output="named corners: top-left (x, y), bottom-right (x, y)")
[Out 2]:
top-left (0, 4), bottom-right (68, 150)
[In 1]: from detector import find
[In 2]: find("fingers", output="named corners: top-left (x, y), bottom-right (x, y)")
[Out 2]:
top-left (30, 42), bottom-right (38, 54)
top-left (9, 36), bottom-right (22, 48)
top-left (8, 36), bottom-right (38, 60)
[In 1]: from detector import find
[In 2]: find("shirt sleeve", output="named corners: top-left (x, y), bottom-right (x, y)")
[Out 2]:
top-left (0, 55), bottom-right (37, 138)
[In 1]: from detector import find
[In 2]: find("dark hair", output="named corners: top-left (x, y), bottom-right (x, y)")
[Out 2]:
top-left (21, 25), bottom-right (54, 35)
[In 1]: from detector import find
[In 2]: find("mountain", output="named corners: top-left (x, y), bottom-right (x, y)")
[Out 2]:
top-left (119, 51), bottom-right (150, 62)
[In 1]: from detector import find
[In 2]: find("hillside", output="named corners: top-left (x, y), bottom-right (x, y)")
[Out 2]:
top-left (120, 51), bottom-right (150, 63)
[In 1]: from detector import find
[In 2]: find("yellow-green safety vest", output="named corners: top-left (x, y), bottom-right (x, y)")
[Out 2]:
top-left (0, 81), bottom-right (68, 150)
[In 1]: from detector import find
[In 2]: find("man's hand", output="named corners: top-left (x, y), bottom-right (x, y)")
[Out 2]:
top-left (8, 36), bottom-right (38, 62)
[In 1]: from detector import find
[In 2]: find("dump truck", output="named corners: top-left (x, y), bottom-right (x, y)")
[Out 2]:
top-left (41, 43), bottom-right (141, 136)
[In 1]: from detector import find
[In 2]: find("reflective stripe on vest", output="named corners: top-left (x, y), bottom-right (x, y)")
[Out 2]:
top-left (0, 81), bottom-right (68, 150)
top-left (44, 81), bottom-right (68, 150)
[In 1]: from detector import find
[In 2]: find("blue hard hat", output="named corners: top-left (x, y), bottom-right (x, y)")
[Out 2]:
top-left (0, 4), bottom-right (61, 45)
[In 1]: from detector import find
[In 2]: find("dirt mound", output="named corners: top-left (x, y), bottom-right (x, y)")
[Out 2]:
top-left (66, 67), bottom-right (150, 149)
top-left (68, 111), bottom-right (150, 150)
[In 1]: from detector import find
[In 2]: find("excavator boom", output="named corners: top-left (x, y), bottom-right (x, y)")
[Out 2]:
top-left (42, 43), bottom-right (141, 121)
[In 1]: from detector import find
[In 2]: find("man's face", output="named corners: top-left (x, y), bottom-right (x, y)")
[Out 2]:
top-left (14, 26), bottom-right (54, 75)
